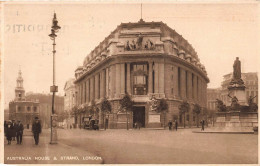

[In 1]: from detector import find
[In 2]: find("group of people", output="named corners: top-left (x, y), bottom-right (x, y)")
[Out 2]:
top-left (168, 120), bottom-right (178, 131)
top-left (168, 120), bottom-right (206, 131)
top-left (4, 120), bottom-right (24, 145)
top-left (4, 117), bottom-right (42, 145)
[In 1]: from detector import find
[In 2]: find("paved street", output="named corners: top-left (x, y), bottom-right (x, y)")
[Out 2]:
top-left (4, 129), bottom-right (103, 164)
top-left (59, 128), bottom-right (257, 164)
top-left (4, 128), bottom-right (258, 164)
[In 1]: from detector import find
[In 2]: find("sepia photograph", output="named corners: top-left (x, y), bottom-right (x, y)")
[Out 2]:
top-left (1, 1), bottom-right (259, 164)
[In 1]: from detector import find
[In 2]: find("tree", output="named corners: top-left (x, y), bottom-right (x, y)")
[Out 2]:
top-left (178, 101), bottom-right (190, 128)
top-left (101, 97), bottom-right (112, 130)
top-left (119, 93), bottom-right (133, 130)
top-left (89, 100), bottom-right (97, 117)
top-left (156, 98), bottom-right (169, 129)
top-left (193, 104), bottom-right (201, 127)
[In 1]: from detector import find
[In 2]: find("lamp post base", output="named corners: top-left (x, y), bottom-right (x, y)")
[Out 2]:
top-left (50, 114), bottom-right (58, 144)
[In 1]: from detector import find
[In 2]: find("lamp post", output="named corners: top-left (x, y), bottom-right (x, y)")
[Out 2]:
top-left (49, 12), bottom-right (61, 144)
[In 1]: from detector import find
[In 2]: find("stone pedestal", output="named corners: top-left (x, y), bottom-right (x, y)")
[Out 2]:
top-left (229, 89), bottom-right (247, 106)
top-left (50, 114), bottom-right (58, 144)
top-left (147, 112), bottom-right (161, 128)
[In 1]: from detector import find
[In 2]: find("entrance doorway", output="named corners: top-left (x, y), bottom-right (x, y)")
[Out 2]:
top-left (132, 106), bottom-right (145, 128)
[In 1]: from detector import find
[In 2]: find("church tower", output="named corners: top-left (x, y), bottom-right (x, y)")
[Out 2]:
top-left (15, 69), bottom-right (25, 101)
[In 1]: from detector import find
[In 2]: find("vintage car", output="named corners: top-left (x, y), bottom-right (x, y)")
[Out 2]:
top-left (83, 116), bottom-right (99, 130)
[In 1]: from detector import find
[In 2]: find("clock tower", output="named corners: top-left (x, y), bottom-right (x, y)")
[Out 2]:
top-left (15, 69), bottom-right (25, 101)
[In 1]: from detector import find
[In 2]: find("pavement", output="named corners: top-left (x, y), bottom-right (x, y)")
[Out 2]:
top-left (4, 127), bottom-right (258, 164)
top-left (59, 128), bottom-right (258, 164)
top-left (4, 129), bottom-right (103, 164)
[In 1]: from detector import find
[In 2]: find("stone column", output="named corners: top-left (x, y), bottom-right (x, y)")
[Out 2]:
top-left (154, 63), bottom-right (159, 93)
top-left (83, 81), bottom-right (86, 103)
top-left (106, 67), bottom-right (109, 98)
top-left (86, 79), bottom-right (90, 103)
top-left (95, 74), bottom-right (99, 100)
top-left (180, 68), bottom-right (186, 99)
top-left (197, 78), bottom-right (201, 104)
top-left (120, 63), bottom-right (125, 95)
top-left (126, 63), bottom-right (131, 94)
top-left (100, 69), bottom-right (106, 99)
top-left (187, 71), bottom-right (192, 100)
top-left (148, 62), bottom-right (153, 94)
top-left (158, 63), bottom-right (165, 94)
top-left (115, 64), bottom-right (121, 98)
top-left (193, 75), bottom-right (198, 102)
top-left (111, 65), bottom-right (115, 98)
top-left (173, 66), bottom-right (178, 97)
top-left (90, 77), bottom-right (94, 102)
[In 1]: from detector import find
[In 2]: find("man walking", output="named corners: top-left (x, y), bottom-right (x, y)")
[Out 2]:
top-left (11, 120), bottom-right (16, 141)
top-left (174, 120), bottom-right (178, 131)
top-left (16, 120), bottom-right (24, 144)
top-left (32, 117), bottom-right (41, 145)
top-left (168, 121), bottom-right (173, 131)
top-left (201, 120), bottom-right (205, 131)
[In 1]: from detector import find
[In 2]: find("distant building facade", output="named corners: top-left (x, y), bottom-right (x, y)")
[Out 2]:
top-left (26, 93), bottom-right (64, 128)
top-left (74, 20), bottom-right (209, 129)
top-left (64, 78), bottom-right (76, 112)
top-left (64, 78), bottom-right (76, 127)
top-left (9, 70), bottom-right (40, 128)
top-left (207, 88), bottom-right (221, 111)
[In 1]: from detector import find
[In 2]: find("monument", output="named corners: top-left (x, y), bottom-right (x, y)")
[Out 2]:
top-left (215, 57), bottom-right (258, 130)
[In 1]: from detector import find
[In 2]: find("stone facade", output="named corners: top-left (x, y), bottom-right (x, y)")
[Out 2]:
top-left (9, 70), bottom-right (40, 129)
top-left (74, 20), bottom-right (209, 129)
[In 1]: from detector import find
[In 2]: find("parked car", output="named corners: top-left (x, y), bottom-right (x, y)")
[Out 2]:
top-left (83, 116), bottom-right (99, 130)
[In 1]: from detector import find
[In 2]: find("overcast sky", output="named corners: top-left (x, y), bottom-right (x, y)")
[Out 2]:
top-left (3, 2), bottom-right (259, 108)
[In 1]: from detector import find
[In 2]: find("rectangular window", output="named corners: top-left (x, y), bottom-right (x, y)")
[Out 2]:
top-left (171, 88), bottom-right (173, 94)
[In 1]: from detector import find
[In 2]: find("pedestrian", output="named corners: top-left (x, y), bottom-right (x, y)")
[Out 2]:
top-left (201, 120), bottom-right (205, 131)
top-left (16, 120), bottom-right (24, 144)
top-left (11, 120), bottom-right (16, 141)
top-left (134, 122), bottom-right (137, 129)
top-left (174, 120), bottom-right (178, 131)
top-left (168, 121), bottom-right (173, 131)
top-left (4, 120), bottom-right (7, 128)
top-left (32, 117), bottom-right (41, 145)
top-left (5, 121), bottom-right (13, 145)
top-left (137, 122), bottom-right (141, 130)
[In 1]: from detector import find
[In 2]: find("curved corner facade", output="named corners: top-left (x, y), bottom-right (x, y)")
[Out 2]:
top-left (74, 20), bottom-right (209, 129)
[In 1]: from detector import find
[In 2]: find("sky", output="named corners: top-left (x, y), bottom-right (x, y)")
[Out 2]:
top-left (3, 2), bottom-right (259, 109)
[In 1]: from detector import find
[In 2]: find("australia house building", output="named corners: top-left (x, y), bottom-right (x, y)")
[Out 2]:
top-left (74, 19), bottom-right (209, 129)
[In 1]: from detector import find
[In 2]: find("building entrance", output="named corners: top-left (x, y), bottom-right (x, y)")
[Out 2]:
top-left (132, 106), bottom-right (145, 128)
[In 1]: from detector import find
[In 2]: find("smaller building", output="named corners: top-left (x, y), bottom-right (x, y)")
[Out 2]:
top-left (64, 78), bottom-right (76, 128)
top-left (9, 70), bottom-right (40, 128)
top-left (26, 93), bottom-right (64, 128)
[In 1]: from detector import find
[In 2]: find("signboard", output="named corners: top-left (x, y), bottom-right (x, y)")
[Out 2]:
top-left (149, 114), bottom-right (160, 123)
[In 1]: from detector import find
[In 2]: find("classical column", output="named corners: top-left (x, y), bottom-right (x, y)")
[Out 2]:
top-left (158, 63), bottom-right (165, 94)
top-left (180, 68), bottom-right (186, 99)
top-left (110, 65), bottom-right (115, 98)
top-left (120, 63), bottom-right (125, 95)
top-left (154, 63), bottom-right (159, 93)
top-left (100, 69), bottom-right (106, 99)
top-left (148, 62), bottom-right (153, 94)
top-left (106, 67), bottom-right (109, 98)
top-left (95, 74), bottom-right (99, 100)
top-left (86, 79), bottom-right (90, 103)
top-left (197, 78), bottom-right (200, 104)
top-left (193, 75), bottom-right (198, 102)
top-left (187, 71), bottom-right (192, 100)
top-left (173, 66), bottom-right (178, 97)
top-left (90, 77), bottom-right (94, 102)
top-left (115, 64), bottom-right (121, 98)
top-left (126, 63), bottom-right (131, 94)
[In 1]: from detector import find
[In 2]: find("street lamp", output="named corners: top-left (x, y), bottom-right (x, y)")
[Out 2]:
top-left (49, 12), bottom-right (61, 144)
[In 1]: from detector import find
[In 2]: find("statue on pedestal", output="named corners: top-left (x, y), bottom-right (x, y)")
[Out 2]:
top-left (229, 57), bottom-right (245, 89)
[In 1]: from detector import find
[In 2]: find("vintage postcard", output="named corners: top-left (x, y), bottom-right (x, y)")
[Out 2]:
top-left (1, 1), bottom-right (259, 164)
